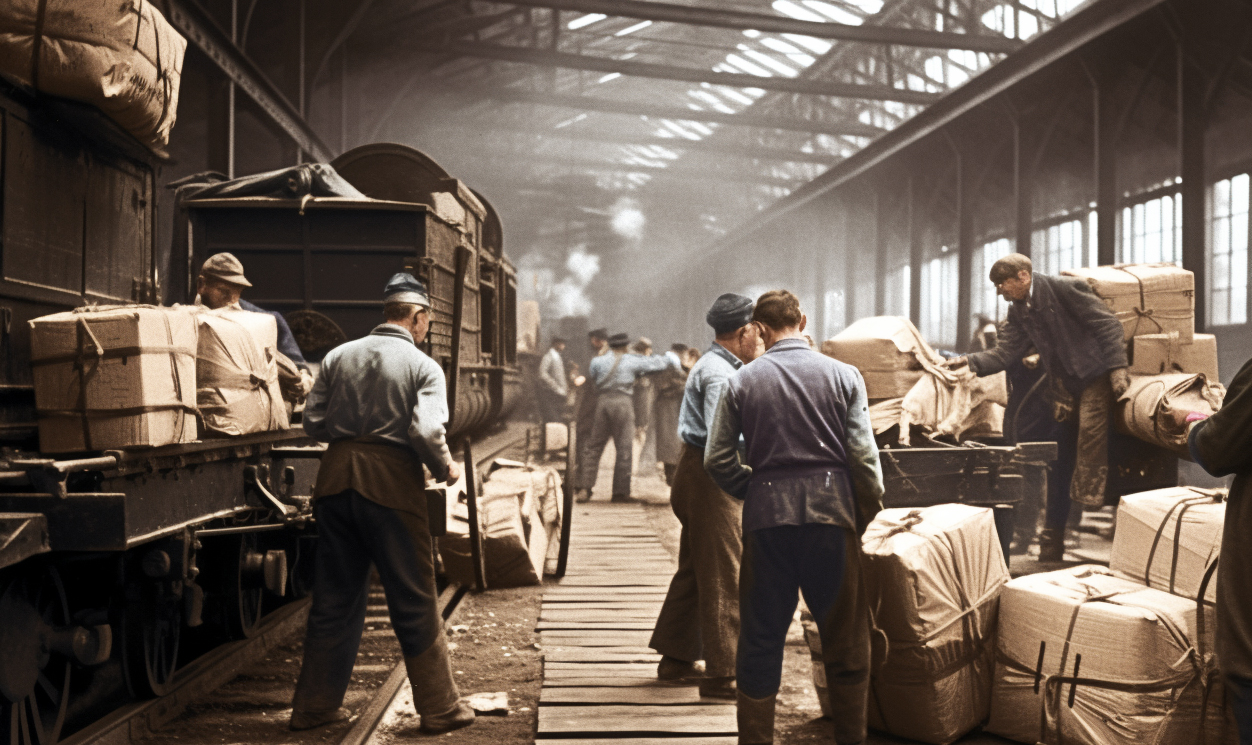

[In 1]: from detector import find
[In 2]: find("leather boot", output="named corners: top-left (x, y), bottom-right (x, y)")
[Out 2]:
top-left (289, 706), bottom-right (351, 730)
top-left (657, 655), bottom-right (704, 681)
top-left (1038, 527), bottom-right (1065, 563)
top-left (736, 691), bottom-right (776, 745)
top-left (825, 671), bottom-right (869, 745)
top-left (405, 633), bottom-right (476, 734)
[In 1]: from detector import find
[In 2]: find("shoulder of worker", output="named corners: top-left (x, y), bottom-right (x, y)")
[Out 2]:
top-left (1036, 273), bottom-right (1099, 299)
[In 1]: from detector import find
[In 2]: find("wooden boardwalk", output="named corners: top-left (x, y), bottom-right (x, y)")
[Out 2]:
top-left (536, 503), bottom-right (737, 744)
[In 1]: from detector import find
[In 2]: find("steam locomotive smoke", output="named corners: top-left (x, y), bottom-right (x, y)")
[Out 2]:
top-left (552, 247), bottom-right (600, 317)
top-left (609, 197), bottom-right (646, 242)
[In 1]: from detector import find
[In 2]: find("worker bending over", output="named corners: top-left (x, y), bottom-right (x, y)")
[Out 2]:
top-left (574, 332), bottom-right (677, 503)
top-left (705, 290), bottom-right (884, 745)
top-left (649, 293), bottom-right (762, 699)
top-left (291, 273), bottom-right (473, 734)
top-left (944, 253), bottom-right (1129, 561)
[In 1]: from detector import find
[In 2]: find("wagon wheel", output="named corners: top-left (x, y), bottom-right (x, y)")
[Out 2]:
top-left (0, 566), bottom-right (72, 745)
top-left (119, 579), bottom-right (182, 698)
top-left (463, 440), bottom-right (487, 592)
top-left (225, 533), bottom-right (266, 639)
top-left (555, 422), bottom-right (577, 578)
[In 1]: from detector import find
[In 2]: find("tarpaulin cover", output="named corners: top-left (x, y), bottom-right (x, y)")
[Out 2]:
top-left (1062, 264), bottom-right (1194, 343)
top-left (862, 504), bottom-right (1010, 744)
top-left (987, 565), bottom-right (1222, 745)
top-left (0, 0), bottom-right (186, 151)
top-left (1117, 373), bottom-right (1225, 453)
top-left (195, 310), bottom-right (286, 437)
top-left (174, 163), bottom-right (367, 201)
top-left (1110, 487), bottom-right (1224, 605)
top-left (898, 369), bottom-right (1008, 444)
top-left (29, 306), bottom-right (197, 452)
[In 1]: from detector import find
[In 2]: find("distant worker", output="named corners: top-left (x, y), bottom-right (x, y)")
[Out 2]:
top-left (943, 254), bottom-right (1130, 561)
top-left (538, 337), bottom-right (569, 424)
top-left (197, 252), bottom-right (310, 373)
top-left (705, 290), bottom-right (883, 745)
top-left (1183, 355), bottom-right (1252, 745)
top-left (291, 273), bottom-right (473, 734)
top-left (650, 294), bottom-right (763, 701)
top-left (970, 313), bottom-right (999, 351)
top-left (653, 343), bottom-right (695, 485)
top-left (573, 327), bottom-right (610, 448)
top-left (632, 337), bottom-right (657, 477)
top-left (573, 333), bottom-right (676, 503)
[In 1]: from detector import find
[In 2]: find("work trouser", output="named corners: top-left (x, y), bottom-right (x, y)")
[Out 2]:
top-left (577, 392), bottom-right (635, 497)
top-left (1228, 674), bottom-right (1252, 745)
top-left (1045, 375), bottom-right (1113, 531)
top-left (739, 524), bottom-right (870, 745)
top-left (649, 443), bottom-right (743, 677)
top-left (538, 388), bottom-right (567, 424)
top-left (292, 489), bottom-right (445, 713)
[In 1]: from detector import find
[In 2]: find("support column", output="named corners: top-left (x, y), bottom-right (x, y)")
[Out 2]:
top-left (1013, 115), bottom-right (1032, 257)
top-left (874, 189), bottom-right (888, 316)
top-left (1179, 40), bottom-right (1207, 330)
top-left (954, 148), bottom-right (974, 351)
top-left (1094, 76), bottom-right (1118, 266)
top-left (845, 200), bottom-right (858, 327)
top-left (908, 175), bottom-right (922, 328)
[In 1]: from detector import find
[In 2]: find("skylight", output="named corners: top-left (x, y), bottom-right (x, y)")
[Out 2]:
top-left (724, 54), bottom-right (774, 77)
top-left (802, 0), bottom-right (862, 25)
top-left (567, 13), bottom-right (606, 29)
top-left (615, 20), bottom-right (652, 36)
top-left (772, 0), bottom-right (826, 23)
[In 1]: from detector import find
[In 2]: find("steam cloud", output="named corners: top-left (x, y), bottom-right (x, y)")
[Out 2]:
top-left (551, 247), bottom-right (601, 317)
top-left (609, 197), bottom-right (646, 242)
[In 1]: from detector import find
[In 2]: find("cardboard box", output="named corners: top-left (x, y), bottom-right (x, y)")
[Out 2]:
top-left (30, 306), bottom-right (198, 453)
top-left (1062, 264), bottom-right (1194, 342)
top-left (196, 311), bottom-right (287, 436)
top-left (987, 566), bottom-right (1221, 745)
top-left (1131, 333), bottom-right (1218, 381)
top-left (861, 505), bottom-right (1009, 745)
top-left (1110, 487), bottom-right (1224, 604)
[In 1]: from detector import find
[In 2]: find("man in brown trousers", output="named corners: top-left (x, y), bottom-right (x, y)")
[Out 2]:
top-left (649, 293), bottom-right (762, 698)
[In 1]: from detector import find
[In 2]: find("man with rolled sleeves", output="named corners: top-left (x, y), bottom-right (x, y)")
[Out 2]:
top-left (649, 293), bottom-right (762, 699)
top-left (290, 273), bottom-right (473, 734)
top-left (705, 290), bottom-right (884, 745)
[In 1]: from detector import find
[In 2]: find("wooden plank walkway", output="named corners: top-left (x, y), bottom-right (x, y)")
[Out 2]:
top-left (536, 503), bottom-right (737, 743)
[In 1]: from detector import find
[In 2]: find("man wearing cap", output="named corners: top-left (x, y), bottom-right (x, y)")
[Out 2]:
top-left (198, 252), bottom-right (311, 374)
top-left (649, 293), bottom-right (763, 699)
top-left (573, 328), bottom-right (610, 449)
top-left (942, 253), bottom-right (1130, 561)
top-left (574, 333), bottom-right (678, 502)
top-left (538, 337), bottom-right (569, 424)
top-left (291, 273), bottom-right (473, 734)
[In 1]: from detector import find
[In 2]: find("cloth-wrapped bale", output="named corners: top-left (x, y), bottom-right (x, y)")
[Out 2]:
top-left (1110, 487), bottom-right (1224, 605)
top-left (195, 310), bottom-right (287, 436)
top-left (822, 316), bottom-right (943, 400)
top-left (987, 565), bottom-right (1222, 745)
top-left (29, 306), bottom-right (197, 452)
top-left (1131, 332), bottom-right (1219, 381)
top-left (1061, 263), bottom-right (1194, 342)
top-left (861, 504), bottom-right (1010, 744)
top-left (1116, 373), bottom-right (1225, 453)
top-left (0, 0), bottom-right (186, 151)
top-left (899, 369), bottom-right (1008, 445)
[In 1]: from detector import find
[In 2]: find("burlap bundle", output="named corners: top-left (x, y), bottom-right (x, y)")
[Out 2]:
top-left (1117, 373), bottom-right (1225, 453)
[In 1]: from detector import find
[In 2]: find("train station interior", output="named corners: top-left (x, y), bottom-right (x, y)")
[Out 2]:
top-left (3, 0), bottom-right (1252, 744)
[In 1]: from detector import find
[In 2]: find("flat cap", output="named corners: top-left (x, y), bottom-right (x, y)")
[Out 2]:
top-left (706, 293), bottom-right (754, 335)
top-left (608, 332), bottom-right (630, 348)
top-left (383, 272), bottom-right (431, 307)
top-left (199, 252), bottom-right (252, 287)
top-left (589, 328), bottom-right (608, 340)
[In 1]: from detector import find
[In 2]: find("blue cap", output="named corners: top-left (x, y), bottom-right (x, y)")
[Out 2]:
top-left (383, 272), bottom-right (430, 307)
top-left (706, 293), bottom-right (754, 334)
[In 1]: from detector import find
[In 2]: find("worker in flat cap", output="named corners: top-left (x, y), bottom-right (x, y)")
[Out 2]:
top-left (649, 293), bottom-right (763, 700)
top-left (574, 332), bottom-right (679, 503)
top-left (538, 336), bottom-right (570, 424)
top-left (198, 252), bottom-right (310, 373)
top-left (292, 272), bottom-right (474, 734)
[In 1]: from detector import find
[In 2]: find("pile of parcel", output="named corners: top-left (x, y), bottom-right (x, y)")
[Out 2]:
top-left (29, 304), bottom-right (306, 453)
top-left (801, 490), bottom-right (1232, 745)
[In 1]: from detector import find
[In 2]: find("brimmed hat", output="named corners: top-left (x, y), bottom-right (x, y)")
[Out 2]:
top-left (199, 252), bottom-right (252, 287)
top-left (589, 327), bottom-right (608, 340)
top-left (608, 332), bottom-right (630, 348)
top-left (383, 272), bottom-right (431, 307)
top-left (706, 293), bottom-right (753, 334)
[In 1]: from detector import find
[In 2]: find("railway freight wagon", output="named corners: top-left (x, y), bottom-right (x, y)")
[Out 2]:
top-left (0, 83), bottom-right (519, 744)
top-left (172, 143), bottom-right (522, 440)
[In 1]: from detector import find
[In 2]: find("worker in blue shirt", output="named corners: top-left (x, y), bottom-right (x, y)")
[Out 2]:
top-left (574, 332), bottom-right (677, 502)
top-left (705, 290), bottom-right (884, 745)
top-left (290, 273), bottom-right (473, 735)
top-left (649, 293), bottom-right (762, 700)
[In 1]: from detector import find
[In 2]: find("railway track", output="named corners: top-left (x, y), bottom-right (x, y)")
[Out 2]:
top-left (54, 424), bottom-right (532, 745)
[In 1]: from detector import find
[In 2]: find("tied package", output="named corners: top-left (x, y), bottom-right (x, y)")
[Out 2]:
top-left (1110, 487), bottom-right (1224, 605)
top-left (987, 566), bottom-right (1220, 745)
top-left (823, 317), bottom-right (944, 400)
top-left (861, 505), bottom-right (1009, 744)
top-left (1131, 333), bottom-right (1219, 381)
top-left (0, 0), bottom-right (187, 151)
top-left (1061, 263), bottom-right (1194, 343)
top-left (1117, 373), bottom-right (1225, 453)
top-left (195, 308), bottom-right (287, 436)
top-left (29, 306), bottom-right (198, 452)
